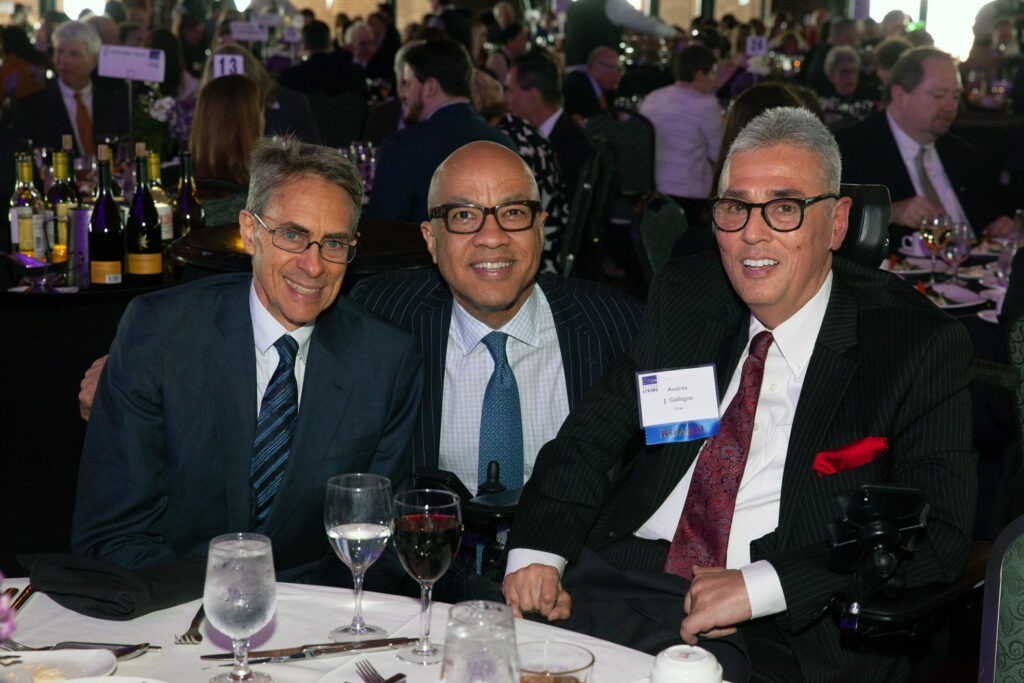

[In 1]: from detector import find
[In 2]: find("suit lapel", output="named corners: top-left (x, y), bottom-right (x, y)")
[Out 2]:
top-left (209, 279), bottom-right (259, 531)
top-left (541, 275), bottom-right (592, 410)
top-left (776, 275), bottom-right (859, 546)
top-left (410, 276), bottom-right (453, 469)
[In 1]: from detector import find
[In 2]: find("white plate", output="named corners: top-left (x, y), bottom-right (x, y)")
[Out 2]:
top-left (978, 309), bottom-right (999, 324)
top-left (959, 264), bottom-right (992, 279)
top-left (880, 257), bottom-right (947, 276)
top-left (980, 275), bottom-right (1009, 289)
top-left (0, 650), bottom-right (116, 682)
top-left (971, 241), bottom-right (1002, 257)
top-left (931, 283), bottom-right (986, 309)
top-left (980, 288), bottom-right (1006, 303)
top-left (68, 679), bottom-right (167, 682)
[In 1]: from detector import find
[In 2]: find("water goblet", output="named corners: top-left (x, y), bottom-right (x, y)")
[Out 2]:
top-left (919, 214), bottom-right (951, 288)
top-left (324, 473), bottom-right (393, 641)
top-left (939, 222), bottom-right (971, 285)
top-left (393, 489), bottom-right (462, 665)
top-left (203, 532), bottom-right (277, 683)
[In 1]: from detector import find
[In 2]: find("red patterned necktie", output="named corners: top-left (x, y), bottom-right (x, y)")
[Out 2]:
top-left (663, 330), bottom-right (775, 580)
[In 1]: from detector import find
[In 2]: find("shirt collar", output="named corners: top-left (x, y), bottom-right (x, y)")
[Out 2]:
top-left (58, 78), bottom-right (91, 101)
top-left (538, 108), bottom-right (563, 138)
top-left (886, 110), bottom-right (932, 161)
top-left (450, 284), bottom-right (542, 355)
top-left (746, 270), bottom-right (832, 378)
top-left (249, 280), bottom-right (315, 359)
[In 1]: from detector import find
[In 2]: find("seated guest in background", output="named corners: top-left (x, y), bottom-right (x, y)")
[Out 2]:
top-left (429, 0), bottom-right (473, 56)
top-left (506, 50), bottom-right (591, 203)
top-left (175, 12), bottom-right (207, 78)
top-left (144, 28), bottom-right (198, 100)
top-left (119, 20), bottom-right (145, 46)
top-left (871, 37), bottom-right (912, 90)
top-left (362, 40), bottom-right (422, 145)
top-left (822, 45), bottom-right (875, 102)
top-left (13, 20), bottom-right (129, 155)
top-left (84, 14), bottom-right (119, 46)
top-left (72, 138), bottom-right (422, 586)
top-left (640, 44), bottom-right (723, 228)
top-left (804, 17), bottom-right (860, 96)
top-left (344, 20), bottom-right (394, 88)
top-left (0, 26), bottom-right (50, 105)
top-left (367, 11), bottom-right (401, 73)
top-left (365, 39), bottom-right (516, 224)
top-left (503, 106), bottom-right (975, 682)
top-left (487, 0), bottom-right (516, 45)
top-left (563, 46), bottom-right (619, 121)
top-left (485, 22), bottom-right (527, 87)
top-left (278, 20), bottom-right (364, 97)
top-left (836, 46), bottom-right (1014, 240)
top-left (189, 74), bottom-right (263, 225)
top-left (352, 140), bottom-right (641, 500)
top-left (202, 44), bottom-right (321, 143)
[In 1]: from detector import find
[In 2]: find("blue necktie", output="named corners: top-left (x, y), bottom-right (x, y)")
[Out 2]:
top-left (251, 334), bottom-right (299, 530)
top-left (478, 331), bottom-right (524, 491)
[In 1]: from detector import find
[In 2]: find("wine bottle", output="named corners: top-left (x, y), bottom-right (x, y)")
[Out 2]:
top-left (89, 144), bottom-right (124, 288)
top-left (173, 150), bottom-right (205, 238)
top-left (125, 143), bottom-right (163, 287)
top-left (147, 152), bottom-right (174, 244)
top-left (9, 154), bottom-right (47, 260)
top-left (47, 151), bottom-right (78, 263)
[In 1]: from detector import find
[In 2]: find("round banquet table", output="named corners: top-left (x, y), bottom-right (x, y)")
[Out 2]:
top-left (0, 578), bottom-right (654, 682)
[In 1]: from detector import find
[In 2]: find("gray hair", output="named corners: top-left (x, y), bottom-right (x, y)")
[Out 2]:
top-left (344, 20), bottom-right (372, 45)
top-left (53, 20), bottom-right (102, 56)
top-left (719, 106), bottom-right (841, 196)
top-left (247, 138), bottom-right (363, 225)
top-left (824, 45), bottom-right (860, 77)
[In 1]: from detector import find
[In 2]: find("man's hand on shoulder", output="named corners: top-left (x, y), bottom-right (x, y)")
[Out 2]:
top-left (79, 355), bottom-right (109, 421)
top-left (503, 563), bottom-right (572, 621)
top-left (890, 196), bottom-right (944, 228)
top-left (680, 567), bottom-right (752, 645)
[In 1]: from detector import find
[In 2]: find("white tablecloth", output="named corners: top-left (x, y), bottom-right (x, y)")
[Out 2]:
top-left (1, 578), bottom-right (653, 682)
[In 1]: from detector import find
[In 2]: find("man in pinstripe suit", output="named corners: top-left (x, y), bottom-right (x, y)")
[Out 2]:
top-left (349, 141), bottom-right (643, 494)
top-left (503, 108), bottom-right (975, 682)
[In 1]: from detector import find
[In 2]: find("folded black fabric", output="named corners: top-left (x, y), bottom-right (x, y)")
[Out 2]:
top-left (18, 553), bottom-right (206, 621)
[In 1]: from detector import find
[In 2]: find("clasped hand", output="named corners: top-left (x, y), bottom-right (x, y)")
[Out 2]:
top-left (680, 567), bottom-right (753, 645)
top-left (502, 563), bottom-right (572, 620)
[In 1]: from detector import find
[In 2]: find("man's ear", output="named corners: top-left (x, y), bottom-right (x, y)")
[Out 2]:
top-left (240, 210), bottom-right (257, 256)
top-left (421, 220), bottom-right (439, 264)
top-left (829, 196), bottom-right (853, 251)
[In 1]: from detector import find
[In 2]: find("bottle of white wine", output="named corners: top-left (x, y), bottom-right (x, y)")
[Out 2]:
top-left (47, 151), bottom-right (78, 263)
top-left (89, 144), bottom-right (124, 288)
top-left (125, 143), bottom-right (163, 287)
top-left (147, 151), bottom-right (174, 244)
top-left (9, 154), bottom-right (47, 260)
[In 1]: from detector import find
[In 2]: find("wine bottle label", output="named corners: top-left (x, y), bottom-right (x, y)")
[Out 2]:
top-left (18, 215), bottom-right (34, 256)
top-left (55, 203), bottom-right (69, 245)
top-left (127, 252), bottom-right (162, 274)
top-left (91, 260), bottom-right (123, 284)
top-left (55, 202), bottom-right (69, 218)
top-left (44, 209), bottom-right (55, 246)
top-left (33, 213), bottom-right (47, 261)
top-left (8, 207), bottom-right (16, 248)
top-left (156, 203), bottom-right (173, 241)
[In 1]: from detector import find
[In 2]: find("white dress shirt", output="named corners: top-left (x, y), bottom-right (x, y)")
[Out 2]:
top-left (603, 0), bottom-right (676, 39)
top-left (640, 83), bottom-right (723, 199)
top-left (438, 285), bottom-right (569, 495)
top-left (57, 79), bottom-right (92, 157)
top-left (538, 108), bottom-right (564, 139)
top-left (506, 273), bottom-right (834, 621)
top-left (249, 282), bottom-right (314, 414)
top-left (886, 111), bottom-right (970, 231)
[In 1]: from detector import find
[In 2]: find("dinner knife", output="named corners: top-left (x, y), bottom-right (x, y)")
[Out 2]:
top-left (200, 637), bottom-right (417, 664)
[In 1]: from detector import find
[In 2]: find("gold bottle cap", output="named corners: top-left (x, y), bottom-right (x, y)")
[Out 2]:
top-left (97, 144), bottom-right (109, 161)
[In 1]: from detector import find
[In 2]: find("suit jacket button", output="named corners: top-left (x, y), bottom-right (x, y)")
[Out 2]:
top-left (605, 529), bottom-right (616, 539)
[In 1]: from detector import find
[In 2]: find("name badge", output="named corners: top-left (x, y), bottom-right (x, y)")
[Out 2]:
top-left (98, 45), bottom-right (165, 82)
top-left (636, 365), bottom-right (720, 445)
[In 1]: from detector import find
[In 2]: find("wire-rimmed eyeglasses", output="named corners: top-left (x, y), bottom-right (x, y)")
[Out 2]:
top-left (250, 211), bottom-right (358, 264)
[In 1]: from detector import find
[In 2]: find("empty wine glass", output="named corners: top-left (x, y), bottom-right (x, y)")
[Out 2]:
top-left (393, 489), bottom-right (462, 665)
top-left (940, 222), bottom-right (971, 285)
top-left (204, 533), bottom-right (277, 683)
top-left (324, 473), bottom-right (393, 641)
top-left (919, 214), bottom-right (951, 288)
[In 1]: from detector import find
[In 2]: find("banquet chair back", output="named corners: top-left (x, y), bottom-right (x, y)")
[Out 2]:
top-left (560, 136), bottom-right (615, 278)
top-left (630, 193), bottom-right (688, 287)
top-left (583, 107), bottom-right (655, 195)
top-left (836, 183), bottom-right (891, 268)
top-left (307, 92), bottom-right (366, 149)
top-left (979, 514), bottom-right (1024, 682)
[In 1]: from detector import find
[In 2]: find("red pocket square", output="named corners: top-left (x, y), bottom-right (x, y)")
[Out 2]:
top-left (813, 437), bottom-right (889, 477)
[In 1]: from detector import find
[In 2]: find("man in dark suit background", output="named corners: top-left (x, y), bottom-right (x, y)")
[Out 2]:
top-left (365, 39), bottom-right (515, 224)
top-left (505, 50), bottom-right (592, 200)
top-left (836, 47), bottom-right (1013, 242)
top-left (278, 20), bottom-right (364, 97)
top-left (503, 107), bottom-right (975, 681)
top-left (72, 139), bottom-right (422, 587)
top-left (352, 141), bottom-right (641, 493)
top-left (562, 46), bottom-right (619, 121)
top-left (13, 20), bottom-right (129, 154)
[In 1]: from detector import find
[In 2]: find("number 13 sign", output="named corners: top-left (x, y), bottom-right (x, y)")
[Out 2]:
top-left (213, 55), bottom-right (244, 78)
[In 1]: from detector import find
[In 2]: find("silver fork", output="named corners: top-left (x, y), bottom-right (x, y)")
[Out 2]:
top-left (174, 604), bottom-right (205, 645)
top-left (354, 659), bottom-right (386, 683)
top-left (0, 639), bottom-right (29, 651)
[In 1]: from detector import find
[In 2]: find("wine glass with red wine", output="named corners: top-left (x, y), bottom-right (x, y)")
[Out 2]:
top-left (392, 489), bottom-right (462, 665)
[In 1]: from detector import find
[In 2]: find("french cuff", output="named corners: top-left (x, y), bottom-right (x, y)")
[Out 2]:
top-left (504, 549), bottom-right (567, 578)
top-left (740, 560), bottom-right (788, 619)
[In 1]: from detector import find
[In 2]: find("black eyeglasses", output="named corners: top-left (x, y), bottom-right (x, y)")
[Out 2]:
top-left (250, 211), bottom-right (358, 264)
top-left (711, 194), bottom-right (838, 233)
top-left (428, 201), bottom-right (542, 234)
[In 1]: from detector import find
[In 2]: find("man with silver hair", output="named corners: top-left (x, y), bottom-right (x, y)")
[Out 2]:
top-left (503, 106), bottom-right (973, 681)
top-left (13, 20), bottom-right (129, 154)
top-left (73, 138), bottom-right (422, 593)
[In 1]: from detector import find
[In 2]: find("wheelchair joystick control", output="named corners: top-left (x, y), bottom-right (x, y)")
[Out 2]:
top-left (477, 461), bottom-right (507, 495)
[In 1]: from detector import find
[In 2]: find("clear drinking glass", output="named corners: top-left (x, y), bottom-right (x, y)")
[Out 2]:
top-left (940, 222), bottom-right (972, 285)
top-left (203, 532), bottom-right (277, 683)
top-left (919, 214), bottom-right (951, 288)
top-left (324, 473), bottom-right (393, 641)
top-left (440, 600), bottom-right (518, 682)
top-left (518, 641), bottom-right (595, 682)
top-left (393, 489), bottom-right (462, 665)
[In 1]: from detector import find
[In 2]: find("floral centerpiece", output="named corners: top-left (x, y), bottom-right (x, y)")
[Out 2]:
top-left (0, 572), bottom-right (14, 639)
top-left (131, 82), bottom-right (195, 159)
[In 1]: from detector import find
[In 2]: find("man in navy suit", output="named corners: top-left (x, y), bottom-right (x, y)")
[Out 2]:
top-left (12, 20), bottom-right (129, 155)
top-left (365, 39), bottom-right (516, 224)
top-left (72, 139), bottom-right (422, 586)
top-left (352, 141), bottom-right (642, 494)
top-left (504, 108), bottom-right (974, 681)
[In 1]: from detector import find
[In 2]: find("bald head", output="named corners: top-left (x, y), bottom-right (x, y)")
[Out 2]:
top-left (428, 141), bottom-right (539, 208)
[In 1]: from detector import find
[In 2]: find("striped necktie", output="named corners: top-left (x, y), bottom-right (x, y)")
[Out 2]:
top-left (477, 331), bottom-right (524, 491)
top-left (251, 334), bottom-right (299, 529)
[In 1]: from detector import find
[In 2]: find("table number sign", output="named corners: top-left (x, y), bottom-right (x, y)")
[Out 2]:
top-left (746, 36), bottom-right (767, 57)
top-left (283, 26), bottom-right (300, 43)
top-left (230, 21), bottom-right (269, 42)
top-left (636, 365), bottom-right (720, 445)
top-left (254, 13), bottom-right (283, 27)
top-left (212, 54), bottom-right (245, 78)
top-left (98, 45), bottom-right (165, 82)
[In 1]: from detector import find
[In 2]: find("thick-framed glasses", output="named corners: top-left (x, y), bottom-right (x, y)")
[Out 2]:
top-left (250, 211), bottom-right (358, 264)
top-left (711, 194), bottom-right (838, 233)
top-left (428, 200), bottom-right (542, 234)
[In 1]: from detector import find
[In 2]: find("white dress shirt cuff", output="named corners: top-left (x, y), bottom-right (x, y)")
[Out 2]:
top-left (504, 549), bottom-right (567, 577)
top-left (740, 560), bottom-right (788, 619)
